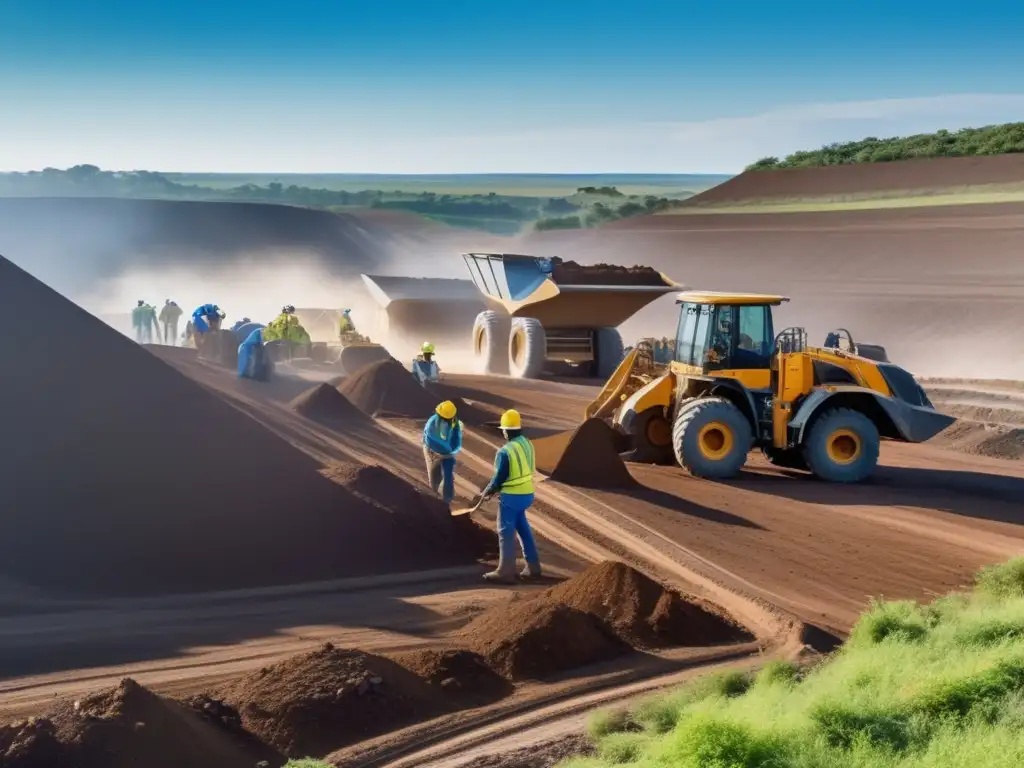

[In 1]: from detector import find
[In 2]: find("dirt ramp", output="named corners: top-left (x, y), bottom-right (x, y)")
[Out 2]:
top-left (0, 257), bottom-right (478, 597)
top-left (37, 678), bottom-right (283, 768)
top-left (290, 382), bottom-right (368, 425)
top-left (545, 561), bottom-right (752, 648)
top-left (533, 418), bottom-right (636, 488)
top-left (221, 643), bottom-right (446, 758)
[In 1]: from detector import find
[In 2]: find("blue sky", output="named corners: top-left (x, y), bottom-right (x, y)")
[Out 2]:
top-left (2, 0), bottom-right (1023, 173)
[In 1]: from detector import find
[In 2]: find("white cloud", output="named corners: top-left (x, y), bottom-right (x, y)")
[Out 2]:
top-left (2, 92), bottom-right (1023, 173)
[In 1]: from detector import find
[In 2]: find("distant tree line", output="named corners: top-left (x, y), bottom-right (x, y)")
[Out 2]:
top-left (748, 122), bottom-right (1024, 171)
top-left (534, 195), bottom-right (677, 231)
top-left (576, 185), bottom-right (624, 196)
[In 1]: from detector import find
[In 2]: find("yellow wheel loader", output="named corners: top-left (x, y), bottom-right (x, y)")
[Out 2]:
top-left (587, 291), bottom-right (955, 483)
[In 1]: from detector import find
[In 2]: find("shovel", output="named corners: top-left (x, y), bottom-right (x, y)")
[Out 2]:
top-left (451, 494), bottom-right (488, 517)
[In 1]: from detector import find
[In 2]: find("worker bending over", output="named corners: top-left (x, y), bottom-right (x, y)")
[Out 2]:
top-left (159, 300), bottom-right (183, 346)
top-left (132, 300), bottom-right (159, 344)
top-left (191, 303), bottom-right (225, 353)
top-left (262, 305), bottom-right (311, 360)
top-left (423, 400), bottom-right (462, 506)
top-left (479, 409), bottom-right (541, 583)
top-left (412, 341), bottom-right (440, 386)
top-left (237, 326), bottom-right (273, 381)
top-left (338, 308), bottom-right (356, 340)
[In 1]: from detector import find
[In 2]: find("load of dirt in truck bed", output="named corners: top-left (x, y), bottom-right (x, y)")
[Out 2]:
top-left (545, 561), bottom-right (752, 647)
top-left (290, 382), bottom-right (369, 425)
top-left (0, 257), bottom-right (480, 597)
top-left (338, 358), bottom-right (491, 424)
top-left (15, 678), bottom-right (285, 768)
top-left (220, 643), bottom-right (447, 758)
top-left (388, 649), bottom-right (512, 703)
top-left (533, 418), bottom-right (636, 489)
top-left (551, 259), bottom-right (667, 286)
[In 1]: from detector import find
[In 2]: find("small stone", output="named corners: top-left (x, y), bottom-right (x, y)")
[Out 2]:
top-left (369, 676), bottom-right (383, 686)
top-left (133, 721), bottom-right (146, 731)
top-left (72, 701), bottom-right (80, 712)
top-left (257, 762), bottom-right (270, 768)
top-left (356, 680), bottom-right (371, 696)
top-left (439, 677), bottom-right (460, 690)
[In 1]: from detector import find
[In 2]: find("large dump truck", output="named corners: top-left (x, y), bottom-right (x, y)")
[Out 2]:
top-left (361, 253), bottom-right (678, 379)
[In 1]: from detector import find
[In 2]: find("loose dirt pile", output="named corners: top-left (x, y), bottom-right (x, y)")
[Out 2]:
top-left (8, 678), bottom-right (284, 768)
top-left (221, 642), bottom-right (446, 758)
top-left (290, 382), bottom-right (369, 424)
top-left (460, 561), bottom-right (750, 680)
top-left (545, 561), bottom-right (752, 648)
top-left (533, 418), bottom-right (636, 488)
top-left (932, 421), bottom-right (1024, 460)
top-left (551, 259), bottom-right (666, 286)
top-left (338, 358), bottom-right (490, 423)
top-left (389, 649), bottom-right (512, 703)
top-left (0, 257), bottom-right (481, 597)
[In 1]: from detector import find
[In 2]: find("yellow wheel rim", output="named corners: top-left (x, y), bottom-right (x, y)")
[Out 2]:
top-left (698, 421), bottom-right (734, 460)
top-left (647, 416), bottom-right (672, 447)
top-left (827, 428), bottom-right (861, 465)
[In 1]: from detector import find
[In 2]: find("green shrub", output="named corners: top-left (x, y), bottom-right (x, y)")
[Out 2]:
top-left (976, 559), bottom-right (1024, 599)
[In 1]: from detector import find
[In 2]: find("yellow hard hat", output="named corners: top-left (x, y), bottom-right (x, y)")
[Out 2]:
top-left (422, 341), bottom-right (435, 354)
top-left (500, 409), bottom-right (522, 429)
top-left (436, 400), bottom-right (457, 420)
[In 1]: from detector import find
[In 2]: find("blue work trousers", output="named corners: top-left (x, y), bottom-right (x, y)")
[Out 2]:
top-left (497, 492), bottom-right (539, 566)
top-left (424, 447), bottom-right (455, 504)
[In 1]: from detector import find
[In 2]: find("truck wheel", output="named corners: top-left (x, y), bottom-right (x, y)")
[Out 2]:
top-left (672, 397), bottom-right (752, 479)
top-left (508, 317), bottom-right (546, 379)
top-left (472, 311), bottom-right (511, 375)
top-left (594, 327), bottom-right (625, 379)
top-left (802, 408), bottom-right (879, 483)
top-left (624, 407), bottom-right (675, 464)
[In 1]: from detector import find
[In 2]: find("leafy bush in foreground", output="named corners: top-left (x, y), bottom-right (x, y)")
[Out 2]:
top-left (572, 558), bottom-right (1024, 768)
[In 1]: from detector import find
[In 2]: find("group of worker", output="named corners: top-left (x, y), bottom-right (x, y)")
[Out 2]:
top-left (423, 401), bottom-right (540, 583)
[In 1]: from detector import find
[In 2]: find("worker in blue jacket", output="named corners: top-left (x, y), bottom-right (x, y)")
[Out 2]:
top-left (478, 409), bottom-right (541, 583)
top-left (191, 303), bottom-right (225, 353)
top-left (423, 400), bottom-right (462, 506)
top-left (237, 326), bottom-right (273, 381)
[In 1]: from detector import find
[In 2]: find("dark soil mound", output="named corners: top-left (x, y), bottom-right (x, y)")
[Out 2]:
top-left (338, 358), bottom-right (490, 424)
top-left (534, 419), bottom-right (636, 488)
top-left (221, 643), bottom-right (446, 758)
top-left (389, 649), bottom-right (512, 703)
top-left (0, 717), bottom-right (63, 768)
top-left (43, 678), bottom-right (283, 768)
top-left (462, 601), bottom-right (623, 681)
top-left (551, 259), bottom-right (666, 286)
top-left (545, 561), bottom-right (752, 647)
top-left (0, 257), bottom-right (479, 597)
top-left (290, 382), bottom-right (368, 424)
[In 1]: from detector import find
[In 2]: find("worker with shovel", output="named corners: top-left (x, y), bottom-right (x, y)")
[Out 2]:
top-left (477, 409), bottom-right (541, 584)
top-left (423, 400), bottom-right (463, 507)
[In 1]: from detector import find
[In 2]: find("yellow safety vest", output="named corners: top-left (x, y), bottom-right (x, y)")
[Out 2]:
top-left (500, 436), bottom-right (535, 495)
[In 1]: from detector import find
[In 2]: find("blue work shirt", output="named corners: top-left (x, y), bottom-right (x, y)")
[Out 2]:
top-left (423, 414), bottom-right (462, 456)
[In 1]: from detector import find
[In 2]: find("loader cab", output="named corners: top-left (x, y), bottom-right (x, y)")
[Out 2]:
top-left (671, 292), bottom-right (788, 389)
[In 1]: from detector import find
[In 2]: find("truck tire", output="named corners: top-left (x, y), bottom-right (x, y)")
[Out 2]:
top-left (801, 407), bottom-right (880, 483)
top-left (594, 327), bottom-right (625, 379)
top-left (672, 397), bottom-right (752, 479)
top-left (472, 311), bottom-right (510, 375)
top-left (508, 317), bottom-right (546, 379)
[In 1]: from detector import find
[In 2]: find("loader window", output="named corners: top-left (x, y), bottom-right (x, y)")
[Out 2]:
top-left (675, 302), bottom-right (712, 365)
top-left (706, 304), bottom-right (773, 370)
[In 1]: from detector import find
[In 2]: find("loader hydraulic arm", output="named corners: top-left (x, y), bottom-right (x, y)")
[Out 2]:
top-left (770, 328), bottom-right (812, 449)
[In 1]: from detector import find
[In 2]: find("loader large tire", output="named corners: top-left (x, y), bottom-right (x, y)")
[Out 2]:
top-left (594, 327), bottom-right (625, 379)
top-left (801, 407), bottom-right (879, 483)
top-left (672, 397), bottom-right (752, 479)
top-left (508, 317), bottom-right (546, 379)
top-left (472, 311), bottom-right (511, 375)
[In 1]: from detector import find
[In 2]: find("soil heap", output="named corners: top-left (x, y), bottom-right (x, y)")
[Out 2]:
top-left (221, 643), bottom-right (446, 758)
top-left (10, 678), bottom-right (285, 768)
top-left (338, 358), bottom-right (490, 424)
top-left (389, 649), bottom-right (512, 703)
top-left (551, 259), bottom-right (666, 286)
top-left (533, 418), bottom-right (636, 488)
top-left (460, 561), bottom-right (751, 680)
top-left (290, 382), bottom-right (369, 425)
top-left (544, 561), bottom-right (752, 648)
top-left (0, 257), bottom-right (477, 597)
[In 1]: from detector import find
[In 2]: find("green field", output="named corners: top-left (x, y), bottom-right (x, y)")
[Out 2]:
top-left (572, 558), bottom-right (1024, 768)
top-left (667, 183), bottom-right (1024, 215)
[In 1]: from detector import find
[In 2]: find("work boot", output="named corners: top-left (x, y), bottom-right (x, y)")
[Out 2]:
top-left (520, 561), bottom-right (542, 580)
top-left (483, 564), bottom-right (517, 585)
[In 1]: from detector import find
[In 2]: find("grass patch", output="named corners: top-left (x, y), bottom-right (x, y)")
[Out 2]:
top-left (572, 559), bottom-right (1024, 768)
top-left (284, 761), bottom-right (333, 768)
